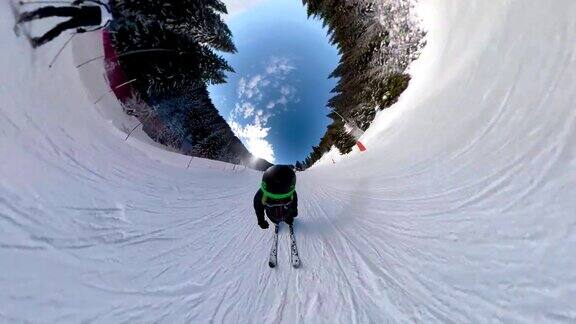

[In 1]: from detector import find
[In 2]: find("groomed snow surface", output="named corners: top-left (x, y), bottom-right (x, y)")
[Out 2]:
top-left (1, 0), bottom-right (576, 322)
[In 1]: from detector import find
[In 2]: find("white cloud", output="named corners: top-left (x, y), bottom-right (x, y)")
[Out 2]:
top-left (238, 75), bottom-right (265, 100)
top-left (266, 57), bottom-right (296, 75)
top-left (238, 102), bottom-right (255, 118)
top-left (243, 75), bottom-right (270, 101)
top-left (280, 85), bottom-right (293, 96)
top-left (229, 120), bottom-right (275, 162)
top-left (237, 78), bottom-right (246, 98)
top-left (237, 58), bottom-right (296, 104)
top-left (228, 57), bottom-right (300, 162)
top-left (263, 85), bottom-right (296, 110)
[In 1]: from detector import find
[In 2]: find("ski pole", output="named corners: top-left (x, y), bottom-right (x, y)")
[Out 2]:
top-left (49, 32), bottom-right (76, 68)
top-left (125, 122), bottom-right (142, 141)
top-left (94, 78), bottom-right (137, 104)
top-left (187, 156), bottom-right (194, 169)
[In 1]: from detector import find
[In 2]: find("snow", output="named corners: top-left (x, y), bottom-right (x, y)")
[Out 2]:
top-left (1, 0), bottom-right (576, 322)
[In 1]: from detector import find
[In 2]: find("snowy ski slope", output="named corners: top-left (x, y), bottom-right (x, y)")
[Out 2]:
top-left (1, 0), bottom-right (576, 322)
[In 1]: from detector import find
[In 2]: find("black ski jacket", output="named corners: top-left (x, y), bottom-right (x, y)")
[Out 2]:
top-left (254, 190), bottom-right (298, 224)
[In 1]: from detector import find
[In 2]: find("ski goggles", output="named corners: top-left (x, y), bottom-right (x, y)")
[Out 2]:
top-left (263, 200), bottom-right (293, 208)
top-left (260, 181), bottom-right (295, 200)
top-left (260, 181), bottom-right (295, 206)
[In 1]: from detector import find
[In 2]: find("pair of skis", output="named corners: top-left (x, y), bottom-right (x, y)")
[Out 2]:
top-left (268, 223), bottom-right (300, 268)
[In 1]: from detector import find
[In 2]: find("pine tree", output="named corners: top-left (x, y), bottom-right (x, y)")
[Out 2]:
top-left (298, 0), bottom-right (424, 169)
top-left (110, 0), bottom-right (236, 99)
top-left (106, 1), bottom-right (271, 170)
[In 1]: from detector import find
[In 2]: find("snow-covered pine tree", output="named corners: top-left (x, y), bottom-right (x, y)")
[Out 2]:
top-left (110, 0), bottom-right (235, 99)
top-left (105, 0), bottom-right (271, 169)
top-left (297, 0), bottom-right (424, 168)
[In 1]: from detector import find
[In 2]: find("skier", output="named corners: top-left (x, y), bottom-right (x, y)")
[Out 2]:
top-left (255, 165), bottom-right (300, 268)
top-left (16, 0), bottom-right (112, 48)
top-left (254, 165), bottom-right (298, 229)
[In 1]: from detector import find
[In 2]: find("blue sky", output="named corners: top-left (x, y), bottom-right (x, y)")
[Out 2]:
top-left (209, 0), bottom-right (339, 164)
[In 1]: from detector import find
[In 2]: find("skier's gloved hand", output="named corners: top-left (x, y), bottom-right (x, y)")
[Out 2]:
top-left (258, 220), bottom-right (269, 229)
top-left (72, 0), bottom-right (84, 6)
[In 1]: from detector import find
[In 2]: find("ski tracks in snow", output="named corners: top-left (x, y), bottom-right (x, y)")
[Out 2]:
top-left (2, 0), bottom-right (576, 322)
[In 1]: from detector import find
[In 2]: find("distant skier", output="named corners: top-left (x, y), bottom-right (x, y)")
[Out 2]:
top-left (16, 0), bottom-right (112, 48)
top-left (254, 165), bottom-right (298, 229)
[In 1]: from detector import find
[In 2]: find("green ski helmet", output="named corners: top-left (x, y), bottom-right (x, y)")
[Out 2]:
top-left (261, 165), bottom-right (296, 203)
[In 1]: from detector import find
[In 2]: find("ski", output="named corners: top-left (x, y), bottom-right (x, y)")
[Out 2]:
top-left (10, 0), bottom-right (23, 36)
top-left (10, 0), bottom-right (35, 46)
top-left (289, 224), bottom-right (300, 268)
top-left (268, 224), bottom-right (279, 268)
